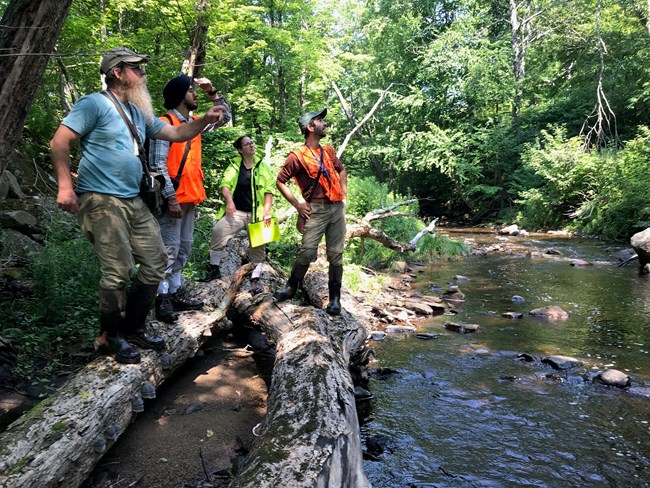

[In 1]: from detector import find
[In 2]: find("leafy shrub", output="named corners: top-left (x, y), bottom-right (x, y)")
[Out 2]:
top-left (1, 214), bottom-right (100, 383)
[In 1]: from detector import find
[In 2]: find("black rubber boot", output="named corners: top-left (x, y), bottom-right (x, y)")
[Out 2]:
top-left (96, 288), bottom-right (141, 364)
top-left (273, 263), bottom-right (310, 302)
top-left (326, 265), bottom-right (343, 316)
top-left (124, 278), bottom-right (166, 351)
top-left (199, 264), bottom-right (221, 282)
top-left (155, 293), bottom-right (178, 323)
top-left (171, 288), bottom-right (204, 311)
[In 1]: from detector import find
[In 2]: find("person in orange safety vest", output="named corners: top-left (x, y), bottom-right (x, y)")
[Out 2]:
top-left (149, 74), bottom-right (230, 323)
top-left (273, 107), bottom-right (348, 315)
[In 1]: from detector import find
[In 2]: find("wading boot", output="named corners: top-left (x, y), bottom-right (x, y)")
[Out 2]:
top-left (170, 288), bottom-right (204, 311)
top-left (325, 264), bottom-right (343, 316)
top-left (124, 278), bottom-right (166, 351)
top-left (155, 293), bottom-right (178, 323)
top-left (199, 264), bottom-right (221, 282)
top-left (273, 263), bottom-right (310, 302)
top-left (96, 288), bottom-right (140, 364)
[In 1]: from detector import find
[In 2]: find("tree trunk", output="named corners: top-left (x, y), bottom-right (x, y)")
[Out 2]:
top-left (0, 0), bottom-right (74, 178)
top-left (0, 266), bottom-right (250, 488)
top-left (229, 270), bottom-right (371, 487)
top-left (182, 0), bottom-right (210, 78)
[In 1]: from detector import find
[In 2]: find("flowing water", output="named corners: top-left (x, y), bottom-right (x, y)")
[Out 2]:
top-left (363, 228), bottom-right (650, 487)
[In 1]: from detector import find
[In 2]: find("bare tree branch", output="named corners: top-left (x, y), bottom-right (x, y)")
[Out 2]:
top-left (336, 83), bottom-right (395, 159)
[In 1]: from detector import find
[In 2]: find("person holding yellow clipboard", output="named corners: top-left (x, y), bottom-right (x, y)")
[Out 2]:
top-left (199, 135), bottom-right (276, 292)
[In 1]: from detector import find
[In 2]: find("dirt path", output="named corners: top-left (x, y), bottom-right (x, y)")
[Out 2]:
top-left (82, 333), bottom-right (267, 488)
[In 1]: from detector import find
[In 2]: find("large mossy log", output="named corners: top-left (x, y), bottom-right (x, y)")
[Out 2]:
top-left (230, 268), bottom-right (371, 488)
top-left (0, 264), bottom-right (251, 488)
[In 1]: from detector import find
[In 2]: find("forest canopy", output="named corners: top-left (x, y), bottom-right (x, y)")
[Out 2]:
top-left (4, 0), bottom-right (650, 239)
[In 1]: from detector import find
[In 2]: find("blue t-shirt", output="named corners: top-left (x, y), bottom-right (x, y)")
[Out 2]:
top-left (61, 93), bottom-right (166, 198)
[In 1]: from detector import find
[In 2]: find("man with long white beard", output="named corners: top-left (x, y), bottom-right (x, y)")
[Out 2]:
top-left (50, 47), bottom-right (226, 364)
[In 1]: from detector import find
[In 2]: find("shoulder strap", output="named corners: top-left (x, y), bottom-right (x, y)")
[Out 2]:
top-left (163, 112), bottom-right (191, 183)
top-left (292, 148), bottom-right (323, 203)
top-left (102, 90), bottom-right (150, 175)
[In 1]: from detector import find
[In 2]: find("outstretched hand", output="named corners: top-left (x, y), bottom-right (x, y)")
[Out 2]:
top-left (204, 105), bottom-right (226, 125)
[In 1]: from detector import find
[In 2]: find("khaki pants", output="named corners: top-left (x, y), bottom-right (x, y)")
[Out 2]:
top-left (296, 201), bottom-right (346, 266)
top-left (78, 193), bottom-right (167, 289)
top-left (209, 210), bottom-right (265, 265)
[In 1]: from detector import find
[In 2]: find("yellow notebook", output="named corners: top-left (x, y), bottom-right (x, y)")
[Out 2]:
top-left (248, 218), bottom-right (281, 248)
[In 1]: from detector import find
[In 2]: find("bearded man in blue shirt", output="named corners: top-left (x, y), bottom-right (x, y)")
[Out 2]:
top-left (50, 47), bottom-right (226, 364)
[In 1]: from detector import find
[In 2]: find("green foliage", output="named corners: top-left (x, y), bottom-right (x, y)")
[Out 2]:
top-left (514, 126), bottom-right (650, 239)
top-left (0, 214), bottom-right (100, 383)
top-left (345, 175), bottom-right (467, 267)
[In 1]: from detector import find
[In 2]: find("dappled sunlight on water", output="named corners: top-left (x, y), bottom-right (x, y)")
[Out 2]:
top-left (364, 231), bottom-right (650, 487)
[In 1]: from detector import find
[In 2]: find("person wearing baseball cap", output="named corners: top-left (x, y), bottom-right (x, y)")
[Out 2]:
top-left (148, 74), bottom-right (231, 322)
top-left (49, 47), bottom-right (226, 364)
top-left (273, 107), bottom-right (348, 315)
top-left (99, 47), bottom-right (151, 74)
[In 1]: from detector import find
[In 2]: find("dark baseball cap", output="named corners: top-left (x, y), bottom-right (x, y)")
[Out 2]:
top-left (100, 47), bottom-right (150, 74)
top-left (298, 108), bottom-right (327, 133)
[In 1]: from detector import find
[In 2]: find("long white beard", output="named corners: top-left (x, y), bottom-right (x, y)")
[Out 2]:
top-left (124, 78), bottom-right (155, 124)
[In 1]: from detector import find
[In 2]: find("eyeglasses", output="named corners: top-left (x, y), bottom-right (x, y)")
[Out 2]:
top-left (122, 63), bottom-right (145, 73)
top-left (242, 142), bottom-right (255, 147)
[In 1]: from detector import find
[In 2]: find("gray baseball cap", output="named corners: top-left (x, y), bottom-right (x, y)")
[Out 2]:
top-left (298, 107), bottom-right (327, 133)
top-left (100, 47), bottom-right (150, 74)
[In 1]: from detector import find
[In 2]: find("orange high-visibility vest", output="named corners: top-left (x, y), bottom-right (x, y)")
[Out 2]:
top-left (162, 112), bottom-right (207, 205)
top-left (291, 145), bottom-right (344, 202)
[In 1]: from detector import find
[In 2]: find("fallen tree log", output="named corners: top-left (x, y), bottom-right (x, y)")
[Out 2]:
top-left (0, 261), bottom-right (252, 488)
top-left (229, 267), bottom-right (371, 488)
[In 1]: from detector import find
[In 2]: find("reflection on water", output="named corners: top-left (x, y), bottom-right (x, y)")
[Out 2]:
top-left (364, 230), bottom-right (650, 487)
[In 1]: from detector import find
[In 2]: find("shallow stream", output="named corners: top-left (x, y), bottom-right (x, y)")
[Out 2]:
top-left (363, 228), bottom-right (650, 487)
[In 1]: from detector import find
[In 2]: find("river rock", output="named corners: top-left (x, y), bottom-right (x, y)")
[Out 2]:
top-left (400, 300), bottom-right (434, 315)
top-left (502, 312), bottom-right (523, 319)
top-left (631, 228), bottom-right (650, 269)
top-left (415, 333), bottom-right (442, 340)
top-left (593, 369), bottom-right (631, 389)
top-left (453, 275), bottom-right (471, 282)
top-left (369, 331), bottom-right (387, 341)
top-left (529, 306), bottom-right (569, 321)
top-left (499, 224), bottom-right (520, 235)
top-left (516, 353), bottom-right (536, 362)
top-left (511, 295), bottom-right (525, 302)
top-left (392, 261), bottom-right (409, 273)
top-left (543, 248), bottom-right (562, 255)
top-left (541, 355), bottom-right (583, 370)
top-left (570, 259), bottom-right (592, 267)
top-left (385, 324), bottom-right (417, 334)
top-left (442, 286), bottom-right (465, 302)
top-left (444, 322), bottom-right (479, 334)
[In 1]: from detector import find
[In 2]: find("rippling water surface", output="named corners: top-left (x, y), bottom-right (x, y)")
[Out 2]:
top-left (364, 229), bottom-right (650, 487)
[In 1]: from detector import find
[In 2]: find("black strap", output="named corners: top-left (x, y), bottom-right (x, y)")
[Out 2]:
top-left (296, 146), bottom-right (323, 203)
top-left (163, 113), bottom-right (191, 184)
top-left (101, 90), bottom-right (151, 176)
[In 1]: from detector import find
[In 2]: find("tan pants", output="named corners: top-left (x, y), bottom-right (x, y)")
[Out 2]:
top-left (295, 201), bottom-right (346, 266)
top-left (209, 210), bottom-right (265, 266)
top-left (78, 193), bottom-right (167, 289)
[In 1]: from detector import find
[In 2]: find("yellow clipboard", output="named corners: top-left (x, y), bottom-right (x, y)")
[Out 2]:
top-left (247, 217), bottom-right (281, 248)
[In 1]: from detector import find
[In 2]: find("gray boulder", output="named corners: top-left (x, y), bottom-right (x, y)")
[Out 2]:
top-left (593, 369), bottom-right (631, 389)
top-left (541, 355), bottom-right (583, 370)
top-left (529, 305), bottom-right (569, 321)
top-left (631, 228), bottom-right (650, 269)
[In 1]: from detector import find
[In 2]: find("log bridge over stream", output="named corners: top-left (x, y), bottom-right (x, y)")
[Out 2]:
top-left (0, 238), bottom-right (374, 488)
